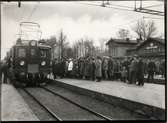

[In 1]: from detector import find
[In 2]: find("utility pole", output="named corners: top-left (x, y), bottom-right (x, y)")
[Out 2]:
top-left (0, 2), bottom-right (1, 61)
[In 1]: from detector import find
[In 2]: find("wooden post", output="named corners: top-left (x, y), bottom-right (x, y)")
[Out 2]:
top-left (0, 2), bottom-right (1, 61)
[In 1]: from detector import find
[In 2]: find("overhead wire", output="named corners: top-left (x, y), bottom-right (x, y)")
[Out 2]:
top-left (27, 2), bottom-right (40, 21)
top-left (143, 3), bottom-right (163, 9)
top-left (77, 2), bottom-right (134, 12)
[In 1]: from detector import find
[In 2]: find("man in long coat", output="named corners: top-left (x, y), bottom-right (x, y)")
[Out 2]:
top-left (137, 57), bottom-right (145, 86)
top-left (84, 58), bottom-right (90, 80)
top-left (108, 57), bottom-right (114, 80)
top-left (1, 61), bottom-right (8, 84)
top-left (52, 58), bottom-right (58, 79)
top-left (147, 59), bottom-right (156, 83)
top-left (129, 56), bottom-right (138, 84)
top-left (102, 58), bottom-right (108, 80)
top-left (89, 57), bottom-right (95, 81)
top-left (79, 58), bottom-right (85, 79)
top-left (95, 56), bottom-right (102, 82)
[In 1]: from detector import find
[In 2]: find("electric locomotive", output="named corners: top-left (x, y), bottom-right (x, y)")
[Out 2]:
top-left (9, 22), bottom-right (52, 86)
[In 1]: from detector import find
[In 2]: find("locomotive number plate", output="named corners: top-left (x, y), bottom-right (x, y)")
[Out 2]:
top-left (28, 64), bottom-right (39, 73)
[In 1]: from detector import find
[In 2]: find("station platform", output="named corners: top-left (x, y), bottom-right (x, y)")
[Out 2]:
top-left (54, 78), bottom-right (165, 120)
top-left (1, 84), bottom-right (39, 121)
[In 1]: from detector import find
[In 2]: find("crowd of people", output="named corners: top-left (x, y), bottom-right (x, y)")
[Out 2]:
top-left (52, 55), bottom-right (165, 86)
top-left (0, 55), bottom-right (165, 86)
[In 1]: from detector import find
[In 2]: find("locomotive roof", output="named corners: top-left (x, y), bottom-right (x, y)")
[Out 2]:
top-left (14, 42), bottom-right (51, 49)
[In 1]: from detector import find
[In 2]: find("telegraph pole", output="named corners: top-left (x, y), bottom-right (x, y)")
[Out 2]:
top-left (0, 2), bottom-right (1, 61)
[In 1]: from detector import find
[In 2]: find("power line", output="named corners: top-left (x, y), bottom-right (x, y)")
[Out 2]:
top-left (77, 1), bottom-right (164, 16)
top-left (27, 2), bottom-right (40, 21)
top-left (143, 16), bottom-right (164, 20)
top-left (143, 3), bottom-right (163, 9)
top-left (77, 2), bottom-right (134, 12)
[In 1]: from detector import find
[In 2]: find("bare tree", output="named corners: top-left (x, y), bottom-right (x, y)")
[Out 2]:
top-left (132, 19), bottom-right (157, 40)
top-left (99, 38), bottom-right (107, 52)
top-left (72, 37), bottom-right (95, 58)
top-left (116, 29), bottom-right (130, 39)
top-left (57, 30), bottom-right (69, 60)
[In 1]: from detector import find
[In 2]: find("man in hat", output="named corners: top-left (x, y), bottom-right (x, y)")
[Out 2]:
top-left (129, 55), bottom-right (138, 84)
top-left (1, 60), bottom-right (8, 84)
top-left (147, 58), bottom-right (156, 83)
top-left (95, 56), bottom-right (102, 82)
top-left (108, 56), bottom-right (114, 80)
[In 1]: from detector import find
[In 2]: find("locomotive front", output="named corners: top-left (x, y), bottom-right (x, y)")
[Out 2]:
top-left (13, 40), bottom-right (51, 86)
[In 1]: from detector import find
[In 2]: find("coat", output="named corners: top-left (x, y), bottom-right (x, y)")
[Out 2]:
top-left (84, 60), bottom-right (90, 77)
top-left (90, 61), bottom-right (95, 78)
top-left (95, 59), bottom-right (102, 77)
top-left (68, 61), bottom-right (73, 71)
top-left (129, 59), bottom-right (138, 72)
top-left (79, 60), bottom-right (85, 76)
top-left (137, 60), bottom-right (144, 80)
top-left (102, 59), bottom-right (108, 71)
top-left (147, 61), bottom-right (156, 74)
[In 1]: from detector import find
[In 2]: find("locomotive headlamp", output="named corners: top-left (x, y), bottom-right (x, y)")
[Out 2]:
top-left (30, 40), bottom-right (36, 46)
top-left (20, 61), bottom-right (25, 66)
top-left (41, 61), bottom-right (46, 66)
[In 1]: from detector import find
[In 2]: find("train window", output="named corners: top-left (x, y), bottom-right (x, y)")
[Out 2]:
top-left (30, 49), bottom-right (36, 56)
top-left (40, 49), bottom-right (47, 58)
top-left (18, 48), bottom-right (26, 57)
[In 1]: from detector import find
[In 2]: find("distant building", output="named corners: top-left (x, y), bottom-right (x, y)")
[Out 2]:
top-left (127, 38), bottom-right (165, 59)
top-left (106, 37), bottom-right (165, 59)
top-left (106, 38), bottom-right (140, 58)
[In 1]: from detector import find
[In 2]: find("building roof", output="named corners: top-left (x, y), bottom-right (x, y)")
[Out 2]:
top-left (136, 38), bottom-right (165, 50)
top-left (106, 38), bottom-right (139, 45)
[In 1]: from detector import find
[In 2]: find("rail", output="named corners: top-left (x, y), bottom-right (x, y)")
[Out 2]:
top-left (23, 88), bottom-right (62, 121)
top-left (41, 86), bottom-right (113, 121)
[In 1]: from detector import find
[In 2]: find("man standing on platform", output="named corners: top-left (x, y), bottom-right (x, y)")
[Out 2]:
top-left (95, 56), bottom-right (102, 82)
top-left (147, 58), bottom-right (156, 83)
top-left (137, 57), bottom-right (145, 86)
top-left (1, 60), bottom-right (8, 84)
top-left (108, 56), bottom-right (114, 80)
top-left (102, 58), bottom-right (108, 80)
top-left (0, 61), bottom-right (2, 83)
top-left (129, 55), bottom-right (138, 84)
top-left (90, 57), bottom-right (95, 81)
top-left (52, 58), bottom-right (58, 79)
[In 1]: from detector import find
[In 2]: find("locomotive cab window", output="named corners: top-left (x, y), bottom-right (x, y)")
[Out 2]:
top-left (30, 49), bottom-right (36, 56)
top-left (18, 48), bottom-right (26, 57)
top-left (40, 49), bottom-right (47, 58)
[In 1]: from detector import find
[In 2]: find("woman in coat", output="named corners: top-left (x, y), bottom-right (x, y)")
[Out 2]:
top-left (95, 56), bottom-right (102, 82)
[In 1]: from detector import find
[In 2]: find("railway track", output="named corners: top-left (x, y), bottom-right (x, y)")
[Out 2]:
top-left (22, 87), bottom-right (112, 121)
top-left (41, 86), bottom-right (112, 121)
top-left (23, 88), bottom-right (62, 121)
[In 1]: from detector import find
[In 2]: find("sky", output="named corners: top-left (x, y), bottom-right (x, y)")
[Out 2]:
top-left (1, 1), bottom-right (164, 59)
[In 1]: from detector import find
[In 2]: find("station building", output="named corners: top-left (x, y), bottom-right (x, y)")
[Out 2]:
top-left (106, 38), bottom-right (140, 59)
top-left (127, 38), bottom-right (165, 60)
top-left (106, 38), bottom-right (165, 60)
